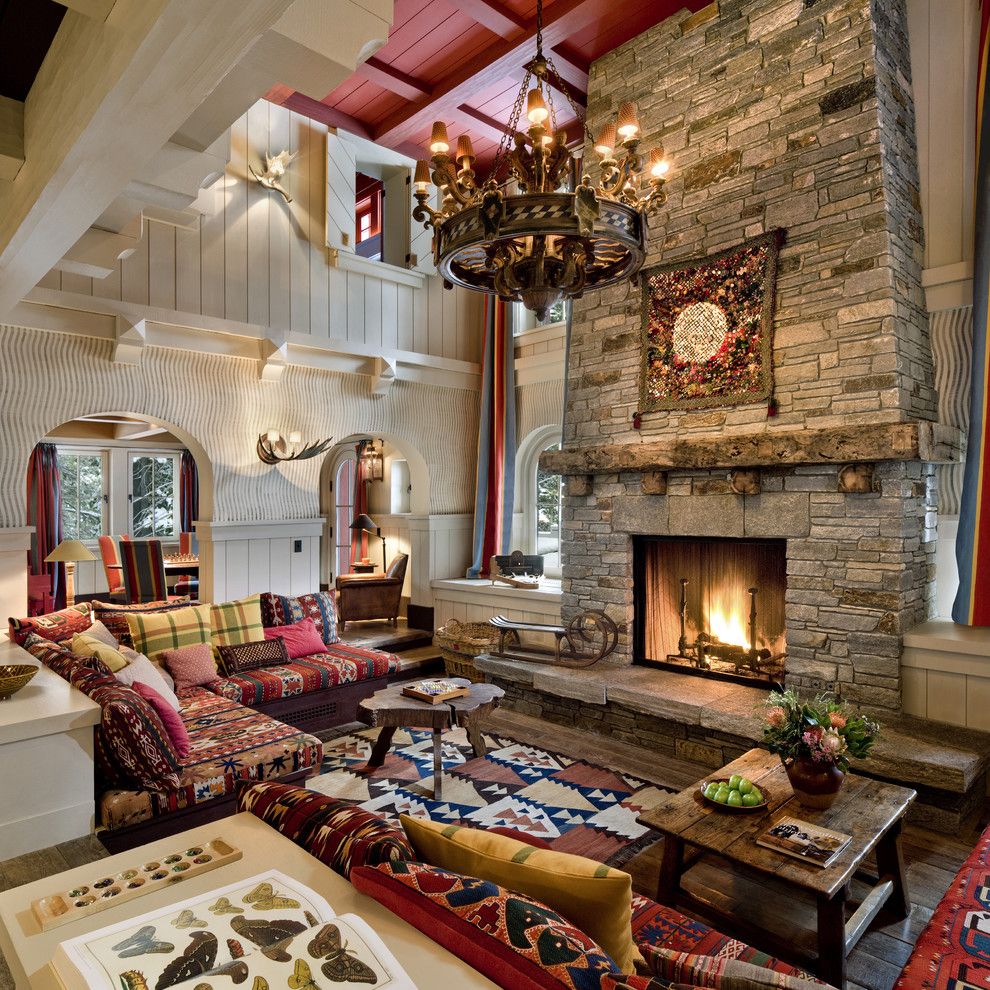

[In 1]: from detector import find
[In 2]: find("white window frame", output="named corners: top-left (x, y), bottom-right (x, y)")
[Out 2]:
top-left (512, 299), bottom-right (568, 338)
top-left (57, 446), bottom-right (109, 545)
top-left (515, 425), bottom-right (564, 579)
top-left (127, 450), bottom-right (182, 539)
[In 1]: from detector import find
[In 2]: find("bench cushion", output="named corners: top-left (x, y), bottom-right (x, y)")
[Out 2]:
top-left (212, 646), bottom-right (397, 707)
top-left (99, 688), bottom-right (322, 831)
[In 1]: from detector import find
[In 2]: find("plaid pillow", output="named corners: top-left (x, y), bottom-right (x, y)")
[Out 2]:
top-left (210, 595), bottom-right (264, 656)
top-left (259, 591), bottom-right (339, 645)
top-left (92, 598), bottom-right (193, 648)
top-left (126, 604), bottom-right (212, 665)
top-left (217, 637), bottom-right (289, 674)
top-left (8, 602), bottom-right (92, 645)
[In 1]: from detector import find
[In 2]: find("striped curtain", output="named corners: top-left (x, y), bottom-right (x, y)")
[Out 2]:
top-left (954, 3), bottom-right (990, 625)
top-left (179, 449), bottom-right (199, 533)
top-left (26, 443), bottom-right (63, 606)
top-left (468, 296), bottom-right (516, 578)
top-left (350, 440), bottom-right (369, 563)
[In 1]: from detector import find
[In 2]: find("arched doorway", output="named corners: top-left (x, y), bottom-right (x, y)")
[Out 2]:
top-left (27, 411), bottom-right (211, 605)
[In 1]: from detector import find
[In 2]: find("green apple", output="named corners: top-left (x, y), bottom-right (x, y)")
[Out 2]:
top-left (714, 787), bottom-right (730, 804)
top-left (726, 790), bottom-right (743, 807)
top-left (728, 774), bottom-right (742, 790)
top-left (704, 783), bottom-right (720, 800)
top-left (738, 778), bottom-right (753, 795)
top-left (750, 787), bottom-right (763, 802)
top-left (741, 792), bottom-right (761, 807)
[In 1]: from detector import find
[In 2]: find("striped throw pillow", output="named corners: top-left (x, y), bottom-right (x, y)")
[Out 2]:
top-left (126, 604), bottom-right (212, 666)
top-left (210, 594), bottom-right (264, 657)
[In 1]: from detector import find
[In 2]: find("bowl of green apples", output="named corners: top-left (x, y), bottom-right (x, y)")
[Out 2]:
top-left (699, 774), bottom-right (768, 813)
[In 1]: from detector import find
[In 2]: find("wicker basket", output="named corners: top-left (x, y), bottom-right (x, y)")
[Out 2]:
top-left (434, 619), bottom-right (500, 682)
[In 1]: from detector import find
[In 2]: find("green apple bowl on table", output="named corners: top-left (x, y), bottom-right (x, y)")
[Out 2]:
top-left (699, 773), bottom-right (768, 812)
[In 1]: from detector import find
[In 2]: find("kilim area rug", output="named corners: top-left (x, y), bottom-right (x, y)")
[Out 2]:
top-left (308, 726), bottom-right (671, 868)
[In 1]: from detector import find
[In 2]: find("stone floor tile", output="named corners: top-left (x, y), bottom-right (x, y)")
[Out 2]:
top-left (56, 834), bottom-right (108, 869)
top-left (0, 846), bottom-right (69, 889)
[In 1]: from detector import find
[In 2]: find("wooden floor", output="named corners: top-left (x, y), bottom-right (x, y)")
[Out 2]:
top-left (0, 708), bottom-right (979, 990)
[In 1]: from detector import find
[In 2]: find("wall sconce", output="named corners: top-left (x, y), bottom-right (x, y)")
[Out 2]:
top-left (360, 438), bottom-right (384, 481)
top-left (257, 429), bottom-right (333, 464)
top-left (249, 150), bottom-right (297, 203)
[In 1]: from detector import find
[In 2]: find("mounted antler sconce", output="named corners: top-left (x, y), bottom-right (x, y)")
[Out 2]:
top-left (729, 468), bottom-right (761, 496)
top-left (360, 438), bottom-right (384, 481)
top-left (838, 462), bottom-right (874, 494)
top-left (249, 150), bottom-right (297, 203)
top-left (257, 430), bottom-right (333, 464)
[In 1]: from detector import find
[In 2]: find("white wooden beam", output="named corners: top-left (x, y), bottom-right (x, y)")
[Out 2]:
top-left (370, 356), bottom-right (396, 396)
top-left (0, 0), bottom-right (300, 320)
top-left (113, 315), bottom-right (147, 365)
top-left (0, 97), bottom-right (25, 182)
top-left (259, 338), bottom-right (289, 382)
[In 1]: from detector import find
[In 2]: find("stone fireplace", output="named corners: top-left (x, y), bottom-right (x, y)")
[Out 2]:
top-left (534, 0), bottom-right (963, 716)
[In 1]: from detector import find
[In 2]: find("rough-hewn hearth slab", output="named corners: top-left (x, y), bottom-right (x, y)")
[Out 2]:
top-left (540, 423), bottom-right (963, 475)
top-left (474, 657), bottom-right (990, 804)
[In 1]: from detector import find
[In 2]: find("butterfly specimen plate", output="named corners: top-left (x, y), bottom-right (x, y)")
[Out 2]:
top-left (32, 839), bottom-right (242, 932)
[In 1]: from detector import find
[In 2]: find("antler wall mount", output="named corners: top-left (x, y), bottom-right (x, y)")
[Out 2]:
top-left (257, 430), bottom-right (333, 465)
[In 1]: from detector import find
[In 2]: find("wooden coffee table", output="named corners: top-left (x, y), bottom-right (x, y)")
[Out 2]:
top-left (637, 749), bottom-right (915, 989)
top-left (359, 678), bottom-right (504, 800)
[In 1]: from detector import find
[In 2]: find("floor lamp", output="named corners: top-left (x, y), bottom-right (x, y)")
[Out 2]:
top-left (45, 539), bottom-right (96, 607)
top-left (350, 513), bottom-right (387, 572)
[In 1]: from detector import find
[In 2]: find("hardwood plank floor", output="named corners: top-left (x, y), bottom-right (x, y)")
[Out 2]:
top-left (0, 709), bottom-right (978, 990)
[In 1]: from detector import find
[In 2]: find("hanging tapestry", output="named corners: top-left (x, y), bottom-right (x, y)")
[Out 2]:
top-left (640, 229), bottom-right (784, 411)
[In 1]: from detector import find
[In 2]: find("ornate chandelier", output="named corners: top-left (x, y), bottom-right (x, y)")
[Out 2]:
top-left (411, 0), bottom-right (671, 320)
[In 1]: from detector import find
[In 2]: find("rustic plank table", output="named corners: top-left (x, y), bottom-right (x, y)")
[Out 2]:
top-left (358, 678), bottom-right (504, 801)
top-left (636, 748), bottom-right (915, 989)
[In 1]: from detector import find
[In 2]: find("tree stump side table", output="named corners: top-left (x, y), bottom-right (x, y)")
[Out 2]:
top-left (358, 678), bottom-right (505, 800)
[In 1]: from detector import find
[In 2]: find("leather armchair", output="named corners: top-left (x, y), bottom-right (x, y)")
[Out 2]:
top-left (336, 554), bottom-right (408, 629)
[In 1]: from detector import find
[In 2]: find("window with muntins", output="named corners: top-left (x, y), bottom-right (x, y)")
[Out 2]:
top-left (58, 449), bottom-right (107, 541)
top-left (536, 441), bottom-right (563, 574)
top-left (129, 453), bottom-right (179, 538)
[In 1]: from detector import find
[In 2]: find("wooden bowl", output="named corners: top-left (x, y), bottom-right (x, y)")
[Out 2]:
top-left (0, 664), bottom-right (38, 700)
top-left (698, 777), bottom-right (769, 814)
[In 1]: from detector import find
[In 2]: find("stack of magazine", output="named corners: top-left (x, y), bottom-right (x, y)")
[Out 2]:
top-left (52, 871), bottom-right (414, 990)
top-left (756, 817), bottom-right (852, 868)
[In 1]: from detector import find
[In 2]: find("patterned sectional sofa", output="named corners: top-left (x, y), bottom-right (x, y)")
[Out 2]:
top-left (236, 781), bottom-right (832, 990)
top-left (13, 592), bottom-right (398, 852)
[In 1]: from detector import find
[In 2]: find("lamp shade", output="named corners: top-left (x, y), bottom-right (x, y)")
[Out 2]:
top-left (45, 539), bottom-right (96, 563)
top-left (350, 513), bottom-right (378, 533)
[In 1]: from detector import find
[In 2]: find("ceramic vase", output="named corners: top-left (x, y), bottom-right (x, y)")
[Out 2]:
top-left (784, 756), bottom-right (844, 810)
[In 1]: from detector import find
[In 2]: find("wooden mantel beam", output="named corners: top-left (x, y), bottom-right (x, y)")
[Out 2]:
top-left (540, 423), bottom-right (965, 475)
top-left (373, 0), bottom-right (605, 147)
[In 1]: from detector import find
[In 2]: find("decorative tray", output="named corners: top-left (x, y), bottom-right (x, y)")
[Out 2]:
top-left (698, 778), bottom-right (769, 814)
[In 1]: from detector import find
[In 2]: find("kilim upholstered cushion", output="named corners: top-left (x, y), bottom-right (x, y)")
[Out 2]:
top-left (896, 820), bottom-right (990, 990)
top-left (99, 688), bottom-right (323, 831)
top-left (213, 649), bottom-right (393, 707)
top-left (23, 633), bottom-right (114, 681)
top-left (210, 594), bottom-right (265, 657)
top-left (92, 598), bottom-right (193, 648)
top-left (259, 591), bottom-right (339, 645)
top-left (638, 945), bottom-right (822, 988)
top-left (126, 603), bottom-right (212, 665)
top-left (237, 781), bottom-right (415, 878)
top-left (217, 636), bottom-right (290, 674)
top-left (8, 602), bottom-right (92, 645)
top-left (351, 861), bottom-right (623, 990)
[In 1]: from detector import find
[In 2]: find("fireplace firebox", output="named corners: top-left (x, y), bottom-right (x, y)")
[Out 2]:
top-left (633, 536), bottom-right (787, 687)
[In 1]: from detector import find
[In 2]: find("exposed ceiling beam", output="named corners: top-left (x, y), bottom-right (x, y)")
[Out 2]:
top-left (356, 57), bottom-right (430, 101)
top-left (451, 105), bottom-right (512, 144)
top-left (0, 0), bottom-right (300, 320)
top-left (279, 90), bottom-right (374, 139)
top-left (547, 42), bottom-right (590, 90)
top-left (452, 0), bottom-right (525, 38)
top-left (373, 0), bottom-right (605, 147)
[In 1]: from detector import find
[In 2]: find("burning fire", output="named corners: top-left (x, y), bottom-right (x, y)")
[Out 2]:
top-left (708, 606), bottom-right (749, 649)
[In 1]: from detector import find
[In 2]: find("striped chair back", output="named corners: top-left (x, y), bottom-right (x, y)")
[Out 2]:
top-left (119, 539), bottom-right (168, 604)
top-left (98, 535), bottom-right (125, 596)
top-left (175, 532), bottom-right (199, 597)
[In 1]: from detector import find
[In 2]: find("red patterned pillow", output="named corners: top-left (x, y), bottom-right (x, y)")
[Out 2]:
top-left (23, 633), bottom-right (114, 681)
top-left (76, 677), bottom-right (182, 792)
top-left (351, 861), bottom-right (622, 990)
top-left (640, 945), bottom-right (823, 989)
top-left (259, 591), bottom-right (339, 645)
top-left (9, 602), bottom-right (92, 645)
top-left (217, 636), bottom-right (290, 674)
top-left (91, 598), bottom-right (193, 648)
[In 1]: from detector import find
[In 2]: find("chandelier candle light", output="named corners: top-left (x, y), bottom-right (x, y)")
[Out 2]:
top-left (411, 0), bottom-right (671, 319)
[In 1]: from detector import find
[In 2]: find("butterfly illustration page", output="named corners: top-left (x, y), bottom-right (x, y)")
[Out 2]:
top-left (53, 872), bottom-right (336, 990)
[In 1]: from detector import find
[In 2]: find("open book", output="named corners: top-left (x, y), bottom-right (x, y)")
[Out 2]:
top-left (52, 871), bottom-right (416, 990)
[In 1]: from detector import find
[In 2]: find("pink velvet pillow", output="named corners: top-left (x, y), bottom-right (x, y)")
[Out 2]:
top-left (132, 682), bottom-right (190, 761)
top-left (162, 642), bottom-right (218, 691)
top-left (263, 617), bottom-right (327, 659)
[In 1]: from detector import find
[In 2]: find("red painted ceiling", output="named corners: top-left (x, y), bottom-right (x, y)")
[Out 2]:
top-left (273, 0), bottom-right (710, 167)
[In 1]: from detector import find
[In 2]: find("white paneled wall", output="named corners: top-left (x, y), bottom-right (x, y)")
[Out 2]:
top-left (408, 515), bottom-right (474, 606)
top-left (38, 102), bottom-right (483, 365)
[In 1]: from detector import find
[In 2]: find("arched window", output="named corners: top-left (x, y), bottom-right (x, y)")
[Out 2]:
top-left (333, 454), bottom-right (356, 579)
top-left (535, 441), bottom-right (563, 573)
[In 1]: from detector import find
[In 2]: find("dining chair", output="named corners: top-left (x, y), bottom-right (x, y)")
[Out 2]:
top-left (118, 538), bottom-right (170, 604)
top-left (97, 535), bottom-right (127, 602)
top-left (174, 531), bottom-right (199, 597)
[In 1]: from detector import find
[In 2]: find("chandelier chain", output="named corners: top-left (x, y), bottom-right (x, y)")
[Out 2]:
top-left (491, 67), bottom-right (532, 183)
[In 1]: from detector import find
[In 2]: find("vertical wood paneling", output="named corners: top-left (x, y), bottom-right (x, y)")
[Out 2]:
top-left (309, 128), bottom-right (330, 339)
top-left (246, 101), bottom-right (271, 328)
top-left (346, 271), bottom-right (364, 341)
top-left (269, 539), bottom-right (291, 592)
top-left (200, 177), bottom-right (226, 318)
top-left (329, 267), bottom-right (347, 339)
top-left (365, 277), bottom-right (382, 348)
top-left (91, 264), bottom-right (121, 300)
top-left (148, 221), bottom-right (176, 310)
top-left (225, 118), bottom-right (249, 323)
top-left (175, 224), bottom-right (201, 314)
top-left (268, 103), bottom-right (292, 331)
top-left (380, 281), bottom-right (398, 351)
top-left (120, 231), bottom-right (149, 305)
top-left (248, 539), bottom-right (270, 594)
top-left (60, 272), bottom-right (93, 296)
top-left (225, 540), bottom-right (251, 600)
top-left (289, 113), bottom-right (311, 333)
top-left (397, 285), bottom-right (413, 351)
top-left (427, 278), bottom-right (444, 355)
